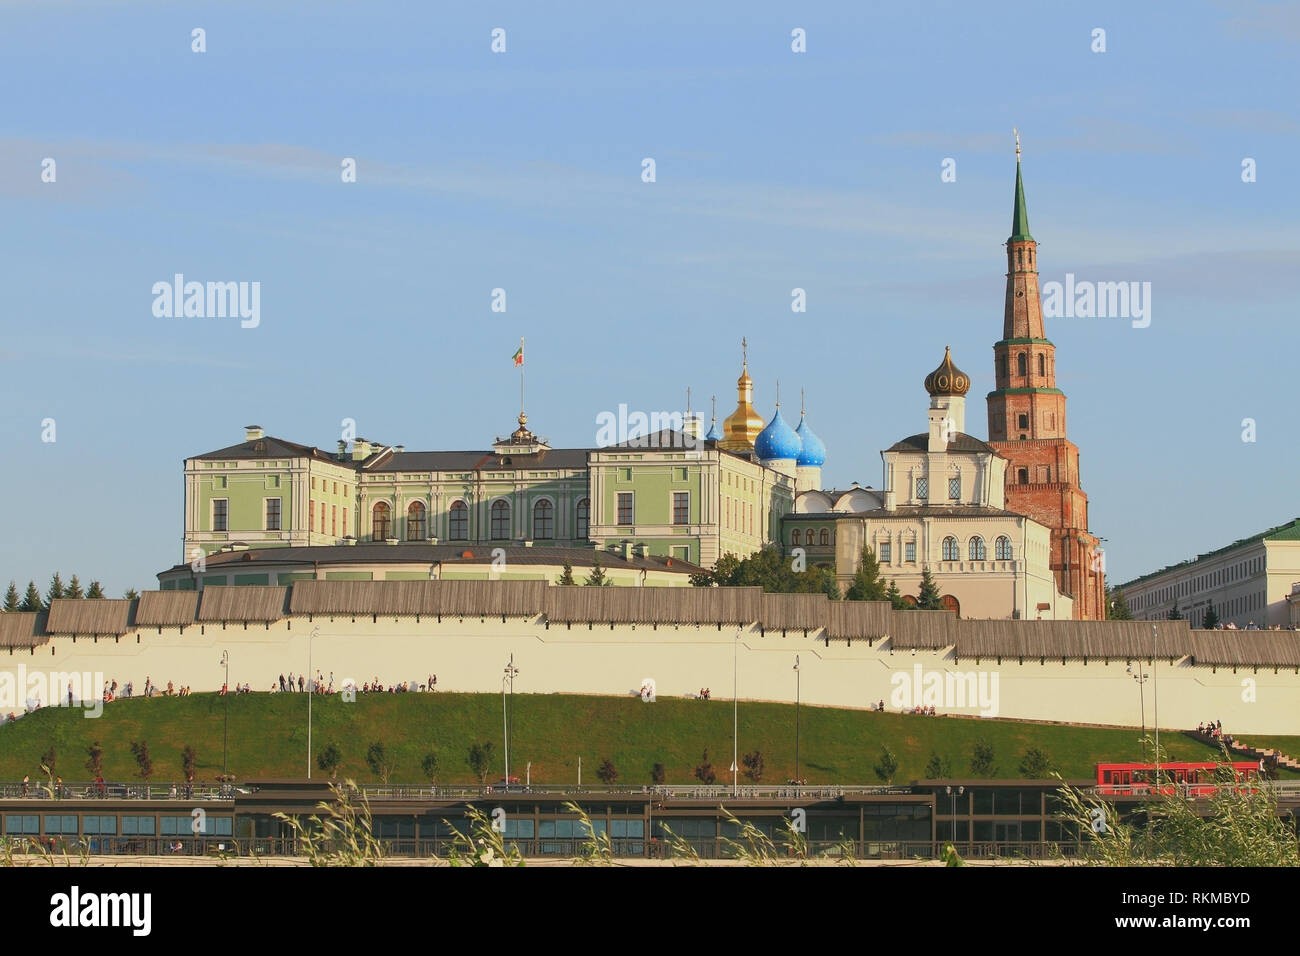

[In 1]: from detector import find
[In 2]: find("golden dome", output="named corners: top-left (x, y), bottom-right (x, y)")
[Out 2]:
top-left (720, 362), bottom-right (764, 452)
top-left (924, 346), bottom-right (971, 397)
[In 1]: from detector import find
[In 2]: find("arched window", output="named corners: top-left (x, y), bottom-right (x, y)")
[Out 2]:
top-left (575, 498), bottom-right (590, 540)
top-left (998, 355), bottom-right (1007, 381)
top-left (941, 594), bottom-right (961, 617)
top-left (449, 500), bottom-right (468, 540)
top-left (969, 536), bottom-right (986, 561)
top-left (372, 502), bottom-right (391, 540)
top-left (996, 536), bottom-right (1013, 560)
top-left (820, 529), bottom-right (830, 546)
top-left (533, 499), bottom-right (553, 540)
top-left (792, 529), bottom-right (801, 546)
top-left (1017, 353), bottom-right (1027, 377)
top-left (490, 500), bottom-right (510, 539)
top-left (406, 501), bottom-right (426, 541)
top-left (805, 527), bottom-right (814, 545)
top-left (1037, 354), bottom-right (1045, 377)
top-left (942, 536), bottom-right (959, 561)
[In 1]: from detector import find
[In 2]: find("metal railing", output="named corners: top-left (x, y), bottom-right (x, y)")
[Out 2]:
top-left (0, 782), bottom-right (242, 801)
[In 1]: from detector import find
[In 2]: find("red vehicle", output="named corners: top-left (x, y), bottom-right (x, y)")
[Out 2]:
top-left (1096, 761), bottom-right (1261, 796)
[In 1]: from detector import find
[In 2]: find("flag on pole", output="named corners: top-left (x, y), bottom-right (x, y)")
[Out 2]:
top-left (512, 342), bottom-right (524, 367)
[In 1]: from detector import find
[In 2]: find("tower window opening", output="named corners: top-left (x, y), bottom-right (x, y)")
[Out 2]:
top-left (1017, 353), bottom-right (1027, 377)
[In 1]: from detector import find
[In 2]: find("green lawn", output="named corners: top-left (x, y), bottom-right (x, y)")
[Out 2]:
top-left (2, 692), bottom-right (1296, 785)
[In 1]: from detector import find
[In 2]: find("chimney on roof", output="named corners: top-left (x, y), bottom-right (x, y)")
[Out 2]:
top-left (395, 445), bottom-right (405, 453)
top-left (245, 425), bottom-right (264, 441)
top-left (352, 438), bottom-right (372, 461)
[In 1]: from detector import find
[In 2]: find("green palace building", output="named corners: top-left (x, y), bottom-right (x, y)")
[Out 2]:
top-left (173, 351), bottom-right (829, 588)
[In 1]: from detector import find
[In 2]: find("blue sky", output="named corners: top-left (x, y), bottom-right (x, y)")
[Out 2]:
top-left (1, 0), bottom-right (1297, 594)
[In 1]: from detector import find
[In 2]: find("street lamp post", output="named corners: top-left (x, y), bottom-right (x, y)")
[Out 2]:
top-left (945, 785), bottom-right (965, 848)
top-left (220, 651), bottom-right (230, 775)
top-left (503, 654), bottom-right (519, 788)
top-left (732, 630), bottom-right (740, 796)
top-left (307, 626), bottom-right (319, 779)
top-left (793, 655), bottom-right (801, 791)
top-left (1127, 661), bottom-right (1149, 762)
top-left (1151, 625), bottom-right (1160, 785)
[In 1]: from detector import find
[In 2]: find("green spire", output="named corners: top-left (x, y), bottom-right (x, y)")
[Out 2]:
top-left (1010, 153), bottom-right (1033, 242)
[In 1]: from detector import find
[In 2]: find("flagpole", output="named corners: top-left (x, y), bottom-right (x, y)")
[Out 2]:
top-left (520, 336), bottom-right (525, 416)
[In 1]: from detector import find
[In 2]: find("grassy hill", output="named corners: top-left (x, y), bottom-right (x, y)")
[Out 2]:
top-left (2, 692), bottom-right (1293, 785)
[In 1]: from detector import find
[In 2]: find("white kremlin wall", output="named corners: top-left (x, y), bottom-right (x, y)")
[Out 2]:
top-left (3, 616), bottom-right (1295, 735)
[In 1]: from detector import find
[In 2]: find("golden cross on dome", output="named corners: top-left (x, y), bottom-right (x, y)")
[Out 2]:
top-left (741, 336), bottom-right (748, 366)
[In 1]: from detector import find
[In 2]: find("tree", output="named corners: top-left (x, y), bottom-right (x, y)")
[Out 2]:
top-left (40, 746), bottom-right (56, 780)
top-left (365, 741), bottom-right (395, 783)
top-left (86, 581), bottom-right (105, 599)
top-left (20, 582), bottom-right (42, 612)
top-left (181, 745), bottom-right (197, 782)
top-left (1019, 747), bottom-right (1053, 777)
top-left (596, 758), bottom-right (618, 784)
top-left (583, 556), bottom-right (611, 587)
top-left (846, 547), bottom-right (889, 602)
top-left (651, 762), bottom-right (666, 784)
top-left (556, 562), bottom-right (576, 586)
top-left (3, 581), bottom-right (19, 612)
top-left (1167, 601), bottom-right (1182, 621)
top-left (970, 738), bottom-right (996, 778)
top-left (886, 580), bottom-right (908, 610)
top-left (420, 751), bottom-right (440, 784)
top-left (84, 741), bottom-right (104, 778)
top-left (1107, 586), bottom-right (1134, 621)
top-left (924, 751), bottom-right (952, 778)
top-left (467, 742), bottom-right (495, 784)
top-left (123, 587), bottom-right (140, 601)
top-left (741, 750), bottom-right (764, 783)
top-left (130, 740), bottom-right (153, 781)
top-left (694, 749), bottom-right (716, 785)
top-left (65, 575), bottom-right (84, 599)
top-left (317, 743), bottom-right (342, 777)
top-left (45, 572), bottom-right (65, 607)
top-left (1202, 601), bottom-right (1220, 630)
top-left (916, 567), bottom-right (943, 610)
top-left (874, 744), bottom-right (899, 784)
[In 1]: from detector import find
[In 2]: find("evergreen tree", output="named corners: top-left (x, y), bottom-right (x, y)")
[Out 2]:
top-left (1106, 587), bottom-right (1134, 620)
top-left (1202, 600), bottom-right (1220, 629)
top-left (20, 582), bottom-right (43, 612)
top-left (45, 572), bottom-right (65, 607)
top-left (916, 567), bottom-right (944, 610)
top-left (65, 575), bottom-right (84, 599)
top-left (556, 562), bottom-right (576, 586)
top-left (3, 581), bottom-right (19, 612)
top-left (123, 587), bottom-right (140, 601)
top-left (845, 546), bottom-right (889, 602)
top-left (886, 579), bottom-right (909, 610)
top-left (583, 556), bottom-right (611, 587)
top-left (1167, 601), bottom-right (1182, 621)
top-left (85, 581), bottom-right (105, 599)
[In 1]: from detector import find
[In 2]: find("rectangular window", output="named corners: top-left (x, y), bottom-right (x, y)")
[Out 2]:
top-left (673, 492), bottom-right (689, 525)
top-left (83, 815), bottom-right (117, 835)
top-left (44, 815), bottom-right (78, 835)
top-left (905, 541), bottom-right (916, 562)
top-left (320, 502), bottom-right (326, 533)
top-left (265, 498), bottom-right (281, 531)
top-left (618, 468), bottom-right (632, 481)
top-left (4, 814), bottom-right (39, 835)
top-left (312, 478), bottom-right (316, 490)
top-left (618, 493), bottom-right (634, 525)
top-left (333, 482), bottom-right (339, 495)
top-left (880, 542), bottom-right (891, 562)
top-left (309, 500), bottom-right (315, 532)
top-left (343, 510), bottom-right (348, 536)
top-left (948, 477), bottom-right (960, 500)
top-left (332, 505), bottom-right (337, 536)
top-left (674, 467), bottom-right (688, 481)
top-left (213, 499), bottom-right (228, 532)
top-left (915, 478), bottom-right (928, 500)
top-left (673, 546), bottom-right (689, 561)
top-left (121, 816), bottom-right (155, 835)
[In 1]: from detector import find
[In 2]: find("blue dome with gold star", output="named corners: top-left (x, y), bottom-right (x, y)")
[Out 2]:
top-left (794, 414), bottom-right (826, 467)
top-left (754, 407), bottom-right (802, 461)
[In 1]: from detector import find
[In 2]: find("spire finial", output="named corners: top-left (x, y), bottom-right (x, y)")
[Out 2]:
top-left (710, 394), bottom-right (717, 423)
top-left (800, 387), bottom-right (806, 417)
top-left (686, 386), bottom-right (692, 416)
top-left (1014, 127), bottom-right (1021, 162)
top-left (775, 379), bottom-right (781, 407)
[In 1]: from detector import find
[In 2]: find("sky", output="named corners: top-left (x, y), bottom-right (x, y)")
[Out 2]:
top-left (0, 0), bottom-right (1297, 595)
